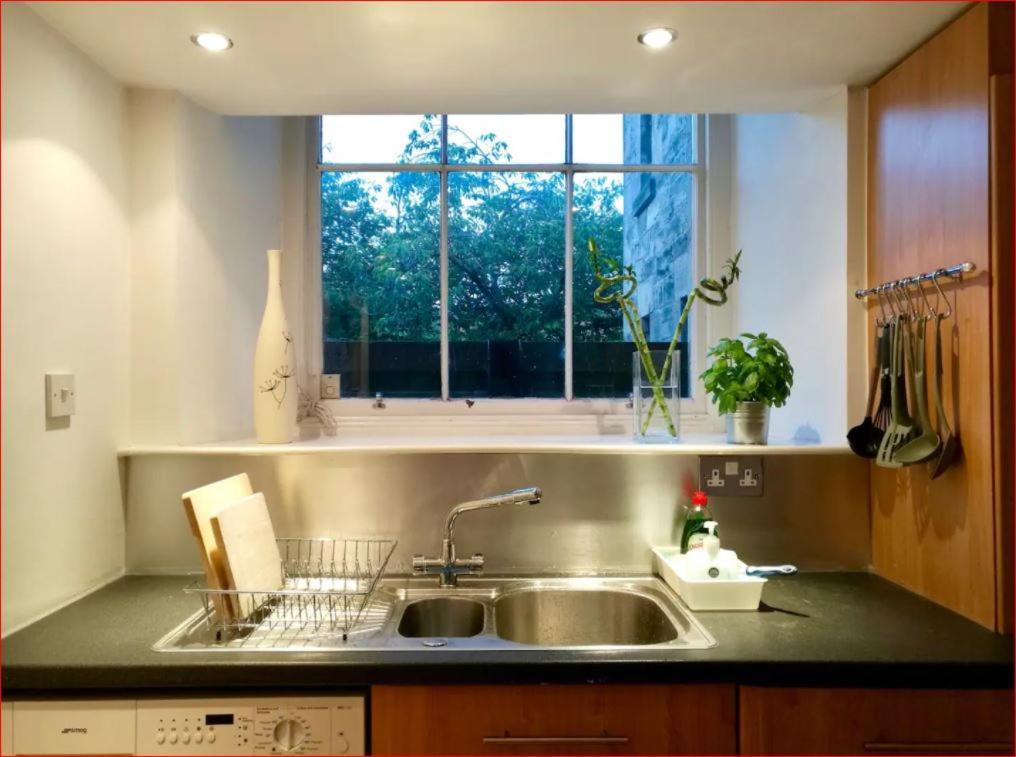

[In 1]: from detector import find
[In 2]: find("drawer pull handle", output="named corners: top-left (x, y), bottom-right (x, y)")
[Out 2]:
top-left (483, 736), bottom-right (630, 744)
top-left (864, 742), bottom-right (1013, 754)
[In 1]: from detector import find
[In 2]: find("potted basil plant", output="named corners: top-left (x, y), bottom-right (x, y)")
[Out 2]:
top-left (700, 333), bottom-right (794, 444)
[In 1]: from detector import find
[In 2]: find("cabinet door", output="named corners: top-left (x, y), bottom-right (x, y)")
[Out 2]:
top-left (372, 684), bottom-right (736, 755)
top-left (739, 687), bottom-right (1014, 755)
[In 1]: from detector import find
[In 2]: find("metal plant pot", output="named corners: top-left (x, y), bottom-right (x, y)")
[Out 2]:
top-left (726, 402), bottom-right (770, 445)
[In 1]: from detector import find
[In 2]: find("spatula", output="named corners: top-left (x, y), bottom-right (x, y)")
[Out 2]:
top-left (929, 313), bottom-right (959, 478)
top-left (877, 319), bottom-right (916, 467)
top-left (875, 320), bottom-right (901, 467)
top-left (895, 317), bottom-right (940, 464)
top-left (872, 325), bottom-right (892, 432)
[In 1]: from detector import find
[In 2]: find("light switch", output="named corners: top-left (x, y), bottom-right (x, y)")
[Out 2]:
top-left (45, 373), bottom-right (75, 418)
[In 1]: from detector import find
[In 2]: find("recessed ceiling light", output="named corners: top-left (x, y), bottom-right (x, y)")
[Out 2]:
top-left (638, 27), bottom-right (676, 49)
top-left (191, 32), bottom-right (233, 52)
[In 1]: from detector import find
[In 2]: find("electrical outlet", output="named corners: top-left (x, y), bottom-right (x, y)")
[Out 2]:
top-left (699, 455), bottom-right (764, 497)
top-left (320, 374), bottom-right (341, 399)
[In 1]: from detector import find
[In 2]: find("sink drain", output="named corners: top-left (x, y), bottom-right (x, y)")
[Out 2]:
top-left (421, 639), bottom-right (447, 647)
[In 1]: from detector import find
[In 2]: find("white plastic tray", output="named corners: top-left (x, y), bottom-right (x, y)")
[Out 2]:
top-left (653, 546), bottom-right (766, 611)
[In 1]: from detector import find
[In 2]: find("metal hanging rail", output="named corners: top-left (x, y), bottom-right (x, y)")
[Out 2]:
top-left (854, 261), bottom-right (976, 299)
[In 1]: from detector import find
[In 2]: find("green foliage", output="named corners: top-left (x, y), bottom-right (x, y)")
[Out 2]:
top-left (586, 240), bottom-right (744, 435)
top-left (694, 250), bottom-right (742, 305)
top-left (321, 115), bottom-right (624, 344)
top-left (700, 332), bottom-right (794, 415)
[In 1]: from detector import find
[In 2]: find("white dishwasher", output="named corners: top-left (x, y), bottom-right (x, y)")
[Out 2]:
top-left (3, 695), bottom-right (365, 755)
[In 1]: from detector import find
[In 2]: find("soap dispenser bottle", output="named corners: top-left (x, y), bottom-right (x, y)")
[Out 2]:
top-left (681, 490), bottom-right (717, 553)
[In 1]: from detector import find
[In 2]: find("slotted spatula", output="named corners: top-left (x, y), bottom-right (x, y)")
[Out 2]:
top-left (877, 318), bottom-right (916, 467)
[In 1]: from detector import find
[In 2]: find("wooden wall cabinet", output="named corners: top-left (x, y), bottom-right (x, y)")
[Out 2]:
top-left (740, 686), bottom-right (1014, 755)
top-left (867, 1), bottom-right (1014, 631)
top-left (371, 684), bottom-right (737, 755)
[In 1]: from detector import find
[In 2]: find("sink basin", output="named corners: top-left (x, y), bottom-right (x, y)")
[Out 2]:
top-left (494, 589), bottom-right (679, 646)
top-left (397, 597), bottom-right (484, 638)
top-left (154, 576), bottom-right (715, 651)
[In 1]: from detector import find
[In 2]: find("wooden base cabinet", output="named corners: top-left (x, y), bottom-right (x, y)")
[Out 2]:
top-left (371, 684), bottom-right (736, 755)
top-left (739, 687), bottom-right (1014, 755)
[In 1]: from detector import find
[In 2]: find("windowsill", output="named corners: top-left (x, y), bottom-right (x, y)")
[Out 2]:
top-left (118, 428), bottom-right (849, 458)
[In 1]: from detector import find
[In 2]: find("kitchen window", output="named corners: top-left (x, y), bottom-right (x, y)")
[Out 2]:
top-left (312, 114), bottom-right (705, 408)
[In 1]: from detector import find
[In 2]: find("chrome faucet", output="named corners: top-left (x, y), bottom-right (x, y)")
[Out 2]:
top-left (412, 487), bottom-right (542, 587)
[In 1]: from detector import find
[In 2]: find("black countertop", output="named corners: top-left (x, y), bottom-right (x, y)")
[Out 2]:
top-left (2, 572), bottom-right (1011, 693)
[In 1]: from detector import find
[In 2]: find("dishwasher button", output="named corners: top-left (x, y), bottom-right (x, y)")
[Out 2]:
top-left (155, 732), bottom-right (166, 745)
top-left (181, 731), bottom-right (191, 744)
top-left (169, 731), bottom-right (178, 745)
top-left (194, 731), bottom-right (204, 743)
top-left (207, 731), bottom-right (216, 744)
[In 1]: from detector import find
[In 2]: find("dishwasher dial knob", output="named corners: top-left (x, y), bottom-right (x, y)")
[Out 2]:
top-left (273, 719), bottom-right (306, 751)
top-left (333, 735), bottom-right (350, 753)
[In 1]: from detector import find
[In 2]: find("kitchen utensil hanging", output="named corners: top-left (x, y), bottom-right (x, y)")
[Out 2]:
top-left (853, 262), bottom-right (971, 474)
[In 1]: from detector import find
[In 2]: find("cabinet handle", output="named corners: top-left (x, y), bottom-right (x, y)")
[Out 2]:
top-left (483, 736), bottom-right (630, 744)
top-left (864, 742), bottom-right (1013, 754)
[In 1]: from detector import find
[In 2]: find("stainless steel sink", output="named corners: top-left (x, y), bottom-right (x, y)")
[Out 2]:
top-left (494, 589), bottom-right (679, 646)
top-left (398, 597), bottom-right (484, 638)
top-left (154, 575), bottom-right (715, 652)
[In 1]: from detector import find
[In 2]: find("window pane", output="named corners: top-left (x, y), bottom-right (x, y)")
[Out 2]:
top-left (447, 115), bottom-right (565, 164)
top-left (448, 172), bottom-right (565, 397)
top-left (572, 172), bottom-right (694, 398)
top-left (321, 115), bottom-right (440, 164)
top-left (573, 114), bottom-right (694, 164)
top-left (321, 172), bottom-right (440, 397)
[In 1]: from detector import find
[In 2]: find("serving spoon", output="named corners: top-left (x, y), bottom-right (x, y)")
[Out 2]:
top-left (847, 328), bottom-right (885, 458)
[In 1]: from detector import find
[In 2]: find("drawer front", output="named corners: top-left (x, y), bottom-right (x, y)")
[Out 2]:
top-left (739, 687), bottom-right (1014, 755)
top-left (11, 700), bottom-right (136, 755)
top-left (372, 684), bottom-right (736, 755)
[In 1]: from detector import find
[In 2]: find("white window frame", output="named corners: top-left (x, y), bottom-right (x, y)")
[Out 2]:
top-left (304, 114), bottom-right (716, 424)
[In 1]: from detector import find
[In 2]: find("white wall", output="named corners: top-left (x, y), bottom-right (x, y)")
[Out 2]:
top-left (129, 91), bottom-right (284, 444)
top-left (730, 88), bottom-right (864, 443)
top-left (1, 3), bottom-right (130, 633)
top-left (1, 7), bottom-right (285, 632)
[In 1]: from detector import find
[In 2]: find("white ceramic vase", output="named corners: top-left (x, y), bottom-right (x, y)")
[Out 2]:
top-left (254, 249), bottom-right (296, 443)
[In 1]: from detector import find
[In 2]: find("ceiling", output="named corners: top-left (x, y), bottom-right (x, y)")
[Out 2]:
top-left (26, 1), bottom-right (966, 115)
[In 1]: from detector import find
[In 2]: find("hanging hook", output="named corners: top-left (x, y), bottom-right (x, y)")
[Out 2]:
top-left (875, 286), bottom-right (889, 327)
top-left (916, 277), bottom-right (936, 319)
top-left (900, 277), bottom-right (922, 322)
top-left (885, 284), bottom-right (902, 319)
top-left (887, 282), bottom-right (905, 321)
top-left (931, 270), bottom-right (952, 320)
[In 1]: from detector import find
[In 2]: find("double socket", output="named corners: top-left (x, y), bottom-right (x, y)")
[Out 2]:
top-left (699, 455), bottom-right (764, 497)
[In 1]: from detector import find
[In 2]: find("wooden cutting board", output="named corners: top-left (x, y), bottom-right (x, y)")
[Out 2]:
top-left (181, 473), bottom-right (253, 622)
top-left (211, 492), bottom-right (284, 619)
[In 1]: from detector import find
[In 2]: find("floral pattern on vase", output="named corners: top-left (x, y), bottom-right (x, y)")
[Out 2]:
top-left (254, 249), bottom-right (297, 443)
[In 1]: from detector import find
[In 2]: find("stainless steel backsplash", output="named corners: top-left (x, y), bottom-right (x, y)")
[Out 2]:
top-left (124, 452), bottom-right (870, 575)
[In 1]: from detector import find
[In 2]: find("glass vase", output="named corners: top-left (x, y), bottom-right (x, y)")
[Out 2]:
top-left (633, 350), bottom-right (680, 443)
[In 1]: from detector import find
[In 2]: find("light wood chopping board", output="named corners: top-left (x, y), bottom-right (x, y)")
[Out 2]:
top-left (181, 473), bottom-right (253, 622)
top-left (211, 492), bottom-right (284, 619)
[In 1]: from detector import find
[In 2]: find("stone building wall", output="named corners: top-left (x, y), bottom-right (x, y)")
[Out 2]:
top-left (622, 114), bottom-right (694, 341)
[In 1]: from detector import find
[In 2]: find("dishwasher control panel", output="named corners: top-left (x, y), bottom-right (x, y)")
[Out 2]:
top-left (9, 696), bottom-right (364, 756)
top-left (136, 697), bottom-right (364, 755)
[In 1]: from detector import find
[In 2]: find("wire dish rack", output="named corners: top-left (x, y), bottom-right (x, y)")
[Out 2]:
top-left (185, 537), bottom-right (397, 646)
